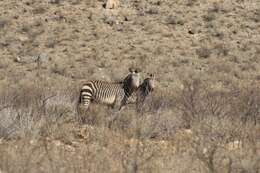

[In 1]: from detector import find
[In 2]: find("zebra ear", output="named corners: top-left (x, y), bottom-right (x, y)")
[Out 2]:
top-left (129, 67), bottom-right (134, 73)
top-left (135, 68), bottom-right (141, 73)
top-left (147, 73), bottom-right (154, 78)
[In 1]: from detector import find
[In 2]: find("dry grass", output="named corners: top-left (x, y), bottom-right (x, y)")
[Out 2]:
top-left (0, 0), bottom-right (260, 172)
top-left (0, 78), bottom-right (259, 173)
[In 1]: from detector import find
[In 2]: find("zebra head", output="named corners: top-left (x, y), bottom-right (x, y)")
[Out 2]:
top-left (129, 67), bottom-right (141, 89)
top-left (122, 68), bottom-right (142, 96)
top-left (143, 73), bottom-right (155, 93)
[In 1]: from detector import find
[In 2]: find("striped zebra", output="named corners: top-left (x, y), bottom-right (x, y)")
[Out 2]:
top-left (77, 68), bottom-right (141, 112)
top-left (129, 73), bottom-right (155, 112)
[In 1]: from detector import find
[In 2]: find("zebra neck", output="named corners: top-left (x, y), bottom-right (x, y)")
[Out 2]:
top-left (124, 89), bottom-right (132, 97)
top-left (123, 84), bottom-right (134, 97)
top-left (143, 85), bottom-right (152, 96)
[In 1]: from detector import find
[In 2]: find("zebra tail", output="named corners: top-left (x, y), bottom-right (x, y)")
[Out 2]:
top-left (78, 90), bottom-right (82, 104)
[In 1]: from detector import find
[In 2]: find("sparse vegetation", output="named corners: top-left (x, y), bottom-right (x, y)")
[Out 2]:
top-left (196, 47), bottom-right (212, 59)
top-left (0, 0), bottom-right (259, 172)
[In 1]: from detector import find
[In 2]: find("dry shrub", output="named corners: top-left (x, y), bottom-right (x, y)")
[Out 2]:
top-left (165, 15), bottom-right (185, 26)
top-left (0, 77), bottom-right (259, 173)
top-left (133, 89), bottom-right (173, 114)
top-left (0, 136), bottom-right (120, 173)
top-left (32, 7), bottom-right (46, 15)
top-left (45, 37), bottom-right (58, 48)
top-left (51, 63), bottom-right (67, 76)
top-left (176, 78), bottom-right (260, 127)
top-left (0, 80), bottom-right (76, 140)
top-left (172, 78), bottom-right (260, 173)
top-left (230, 83), bottom-right (260, 125)
top-left (176, 79), bottom-right (228, 128)
top-left (0, 18), bottom-right (8, 29)
top-left (196, 47), bottom-right (212, 59)
top-left (49, 0), bottom-right (63, 4)
top-left (214, 43), bottom-right (229, 56)
top-left (0, 72), bottom-right (259, 173)
top-left (186, 0), bottom-right (197, 6)
top-left (77, 104), bottom-right (111, 127)
top-left (76, 87), bottom-right (177, 141)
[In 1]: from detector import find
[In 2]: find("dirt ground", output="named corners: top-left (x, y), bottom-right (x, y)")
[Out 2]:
top-left (0, 0), bottom-right (259, 172)
top-left (0, 0), bottom-right (260, 86)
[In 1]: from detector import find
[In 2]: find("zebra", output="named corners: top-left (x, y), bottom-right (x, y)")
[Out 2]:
top-left (128, 73), bottom-right (155, 112)
top-left (77, 68), bottom-right (141, 112)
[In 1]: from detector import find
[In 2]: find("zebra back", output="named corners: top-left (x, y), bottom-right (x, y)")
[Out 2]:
top-left (78, 68), bottom-right (142, 111)
top-left (80, 80), bottom-right (123, 104)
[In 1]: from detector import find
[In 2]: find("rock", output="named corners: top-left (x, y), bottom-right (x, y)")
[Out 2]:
top-left (14, 56), bottom-right (22, 63)
top-left (106, 0), bottom-right (120, 9)
top-left (14, 53), bottom-right (49, 64)
top-left (18, 35), bottom-right (29, 42)
top-left (38, 53), bottom-right (49, 62)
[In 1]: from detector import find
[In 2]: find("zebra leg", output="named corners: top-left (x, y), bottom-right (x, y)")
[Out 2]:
top-left (136, 96), bottom-right (145, 113)
top-left (112, 95), bottom-right (121, 111)
top-left (77, 94), bottom-right (91, 123)
top-left (126, 95), bottom-right (136, 105)
top-left (76, 93), bottom-right (84, 123)
top-left (108, 95), bottom-right (125, 128)
top-left (81, 90), bottom-right (92, 110)
top-left (118, 95), bottom-right (129, 111)
top-left (82, 101), bottom-right (91, 110)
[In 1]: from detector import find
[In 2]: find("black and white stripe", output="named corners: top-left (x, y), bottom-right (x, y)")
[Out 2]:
top-left (128, 73), bottom-right (155, 112)
top-left (78, 68), bottom-right (141, 111)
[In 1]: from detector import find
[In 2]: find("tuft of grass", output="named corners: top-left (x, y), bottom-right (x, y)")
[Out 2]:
top-left (0, 77), bottom-right (259, 172)
top-left (0, 18), bottom-right (8, 28)
top-left (165, 15), bottom-right (185, 25)
top-left (49, 0), bottom-right (63, 4)
top-left (203, 11), bottom-right (216, 22)
top-left (0, 0), bottom-right (259, 172)
top-left (51, 64), bottom-right (67, 76)
top-left (186, 0), bottom-right (197, 6)
top-left (196, 47), bottom-right (211, 59)
top-left (32, 7), bottom-right (46, 15)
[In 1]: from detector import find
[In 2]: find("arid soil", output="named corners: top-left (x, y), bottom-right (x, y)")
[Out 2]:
top-left (0, 0), bottom-right (259, 172)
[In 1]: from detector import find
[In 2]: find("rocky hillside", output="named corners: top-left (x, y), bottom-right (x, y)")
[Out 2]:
top-left (0, 0), bottom-right (259, 88)
top-left (0, 1), bottom-right (259, 173)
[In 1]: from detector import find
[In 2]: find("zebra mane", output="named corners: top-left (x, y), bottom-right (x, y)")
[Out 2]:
top-left (122, 73), bottom-right (136, 97)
